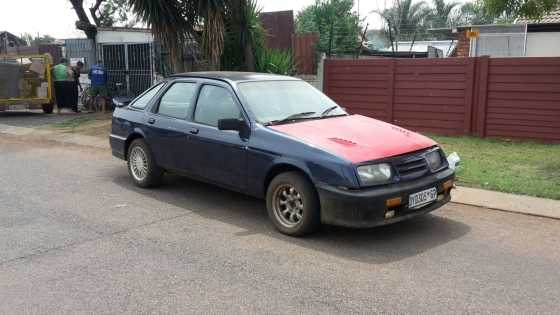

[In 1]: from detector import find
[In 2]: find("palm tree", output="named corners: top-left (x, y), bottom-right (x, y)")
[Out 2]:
top-left (426, 0), bottom-right (460, 28)
top-left (242, 0), bottom-right (263, 71)
top-left (377, 0), bottom-right (429, 51)
top-left (198, 0), bottom-right (226, 70)
top-left (129, 0), bottom-right (256, 72)
top-left (128, 0), bottom-right (195, 73)
top-left (457, 1), bottom-right (495, 25)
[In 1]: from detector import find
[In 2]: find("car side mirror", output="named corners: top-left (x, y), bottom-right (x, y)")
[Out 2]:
top-left (113, 96), bottom-right (133, 107)
top-left (218, 118), bottom-right (244, 131)
top-left (218, 118), bottom-right (249, 139)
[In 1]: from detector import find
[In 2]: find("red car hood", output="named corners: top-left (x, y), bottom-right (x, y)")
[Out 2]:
top-left (269, 115), bottom-right (436, 163)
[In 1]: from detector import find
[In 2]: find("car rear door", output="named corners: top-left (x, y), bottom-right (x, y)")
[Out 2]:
top-left (188, 83), bottom-right (249, 191)
top-left (144, 80), bottom-right (199, 172)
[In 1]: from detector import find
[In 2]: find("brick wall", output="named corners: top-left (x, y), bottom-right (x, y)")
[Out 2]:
top-left (453, 31), bottom-right (470, 57)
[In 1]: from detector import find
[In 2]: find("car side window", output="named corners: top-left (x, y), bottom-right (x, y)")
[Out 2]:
top-left (194, 85), bottom-right (241, 127)
top-left (130, 83), bottom-right (164, 109)
top-left (157, 82), bottom-right (197, 119)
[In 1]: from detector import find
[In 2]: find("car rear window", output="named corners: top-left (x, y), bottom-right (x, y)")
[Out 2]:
top-left (130, 83), bottom-right (164, 110)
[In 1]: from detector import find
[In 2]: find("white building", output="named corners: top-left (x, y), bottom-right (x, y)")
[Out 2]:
top-left (466, 7), bottom-right (560, 57)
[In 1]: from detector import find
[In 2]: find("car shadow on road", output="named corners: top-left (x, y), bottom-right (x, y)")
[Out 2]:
top-left (113, 173), bottom-right (471, 265)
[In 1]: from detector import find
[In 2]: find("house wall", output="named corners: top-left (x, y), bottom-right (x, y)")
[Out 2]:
top-left (526, 32), bottom-right (560, 56)
top-left (65, 39), bottom-right (96, 71)
top-left (324, 57), bottom-right (560, 142)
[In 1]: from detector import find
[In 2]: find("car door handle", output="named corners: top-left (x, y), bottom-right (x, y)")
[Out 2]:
top-left (189, 128), bottom-right (199, 135)
top-left (147, 118), bottom-right (156, 125)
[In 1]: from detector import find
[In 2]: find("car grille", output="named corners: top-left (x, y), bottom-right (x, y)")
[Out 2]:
top-left (394, 150), bottom-right (431, 180)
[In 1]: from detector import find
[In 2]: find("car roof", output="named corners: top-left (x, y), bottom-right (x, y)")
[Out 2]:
top-left (167, 71), bottom-right (301, 83)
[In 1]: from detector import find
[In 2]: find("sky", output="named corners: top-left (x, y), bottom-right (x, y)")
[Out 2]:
top-left (0, 0), bottom-right (391, 39)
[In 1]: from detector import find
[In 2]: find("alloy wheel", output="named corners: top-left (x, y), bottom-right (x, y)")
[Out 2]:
top-left (129, 146), bottom-right (149, 181)
top-left (273, 184), bottom-right (304, 228)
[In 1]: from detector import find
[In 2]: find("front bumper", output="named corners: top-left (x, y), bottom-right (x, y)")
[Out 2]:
top-left (317, 168), bottom-right (455, 228)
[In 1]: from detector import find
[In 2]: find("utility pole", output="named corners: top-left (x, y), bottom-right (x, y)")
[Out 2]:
top-left (3, 32), bottom-right (8, 55)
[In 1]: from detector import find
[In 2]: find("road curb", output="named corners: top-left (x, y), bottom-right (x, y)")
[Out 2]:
top-left (451, 186), bottom-right (560, 220)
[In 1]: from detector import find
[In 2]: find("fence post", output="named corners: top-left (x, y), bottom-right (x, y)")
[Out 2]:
top-left (323, 58), bottom-right (329, 95)
top-left (464, 57), bottom-right (476, 135)
top-left (386, 59), bottom-right (396, 123)
top-left (475, 56), bottom-right (490, 137)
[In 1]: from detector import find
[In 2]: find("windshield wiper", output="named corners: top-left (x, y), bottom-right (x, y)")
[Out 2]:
top-left (320, 105), bottom-right (348, 119)
top-left (266, 111), bottom-right (316, 125)
top-left (320, 106), bottom-right (339, 117)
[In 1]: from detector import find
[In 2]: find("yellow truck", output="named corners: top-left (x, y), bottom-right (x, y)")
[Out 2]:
top-left (0, 54), bottom-right (55, 113)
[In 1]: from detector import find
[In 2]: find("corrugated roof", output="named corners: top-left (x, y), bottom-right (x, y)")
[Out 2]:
top-left (517, 6), bottom-right (560, 24)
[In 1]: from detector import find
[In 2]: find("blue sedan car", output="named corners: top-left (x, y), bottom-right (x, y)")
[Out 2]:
top-left (110, 72), bottom-right (455, 236)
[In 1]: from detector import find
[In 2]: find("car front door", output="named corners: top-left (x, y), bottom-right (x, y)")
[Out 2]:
top-left (188, 84), bottom-right (249, 191)
top-left (144, 81), bottom-right (198, 172)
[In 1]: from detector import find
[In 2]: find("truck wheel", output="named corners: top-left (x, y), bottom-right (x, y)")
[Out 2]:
top-left (127, 139), bottom-right (163, 188)
top-left (42, 104), bottom-right (54, 114)
top-left (266, 171), bottom-right (320, 236)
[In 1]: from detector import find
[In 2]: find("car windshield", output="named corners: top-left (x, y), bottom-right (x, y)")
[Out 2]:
top-left (237, 80), bottom-right (346, 124)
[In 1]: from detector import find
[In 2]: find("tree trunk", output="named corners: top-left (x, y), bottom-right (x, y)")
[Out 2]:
top-left (172, 49), bottom-right (185, 73)
top-left (244, 41), bottom-right (255, 71)
top-left (169, 39), bottom-right (185, 74)
top-left (69, 0), bottom-right (98, 39)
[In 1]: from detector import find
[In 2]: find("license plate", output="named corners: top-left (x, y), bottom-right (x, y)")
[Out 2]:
top-left (408, 187), bottom-right (437, 209)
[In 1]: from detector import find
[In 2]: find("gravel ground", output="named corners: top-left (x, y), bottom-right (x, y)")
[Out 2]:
top-left (0, 110), bottom-right (93, 128)
top-left (1, 137), bottom-right (559, 314)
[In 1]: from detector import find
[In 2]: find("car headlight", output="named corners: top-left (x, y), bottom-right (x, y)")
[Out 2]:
top-left (425, 149), bottom-right (443, 171)
top-left (357, 163), bottom-right (393, 185)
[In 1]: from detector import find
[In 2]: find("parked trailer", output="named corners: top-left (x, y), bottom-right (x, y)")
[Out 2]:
top-left (0, 54), bottom-right (54, 113)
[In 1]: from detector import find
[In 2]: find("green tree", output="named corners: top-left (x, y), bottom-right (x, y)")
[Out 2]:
top-left (94, 0), bottom-right (133, 27)
top-left (222, 0), bottom-right (264, 71)
top-left (456, 1), bottom-right (496, 25)
top-left (20, 33), bottom-right (56, 46)
top-left (484, 0), bottom-right (558, 19)
top-left (425, 0), bottom-right (460, 28)
top-left (69, 0), bottom-right (134, 39)
top-left (296, 0), bottom-right (361, 56)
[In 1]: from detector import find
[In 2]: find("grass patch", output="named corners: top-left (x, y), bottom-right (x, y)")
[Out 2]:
top-left (47, 113), bottom-right (112, 138)
top-left (431, 135), bottom-right (560, 200)
top-left (51, 116), bottom-right (97, 129)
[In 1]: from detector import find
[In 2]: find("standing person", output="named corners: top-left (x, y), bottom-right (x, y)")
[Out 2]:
top-left (69, 61), bottom-right (84, 112)
top-left (52, 58), bottom-right (70, 114)
top-left (88, 60), bottom-right (108, 112)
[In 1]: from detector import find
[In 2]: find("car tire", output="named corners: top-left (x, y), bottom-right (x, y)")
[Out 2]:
top-left (127, 138), bottom-right (163, 188)
top-left (266, 171), bottom-right (320, 236)
top-left (42, 103), bottom-right (54, 114)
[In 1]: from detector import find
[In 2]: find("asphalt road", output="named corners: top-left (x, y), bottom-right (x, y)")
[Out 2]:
top-left (1, 136), bottom-right (559, 314)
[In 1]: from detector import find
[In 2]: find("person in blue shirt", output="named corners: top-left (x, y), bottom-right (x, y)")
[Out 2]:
top-left (88, 61), bottom-right (108, 112)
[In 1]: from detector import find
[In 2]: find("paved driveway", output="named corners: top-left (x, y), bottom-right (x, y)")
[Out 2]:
top-left (1, 137), bottom-right (559, 314)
